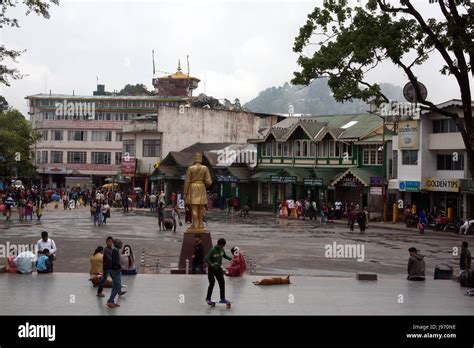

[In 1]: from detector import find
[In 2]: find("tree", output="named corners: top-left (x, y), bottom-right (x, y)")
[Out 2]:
top-left (292, 0), bottom-right (473, 176)
top-left (0, 108), bottom-right (39, 179)
top-left (1, 0), bottom-right (59, 86)
top-left (0, 96), bottom-right (9, 112)
top-left (118, 84), bottom-right (152, 96)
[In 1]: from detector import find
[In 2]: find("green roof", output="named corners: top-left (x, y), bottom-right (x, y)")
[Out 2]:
top-left (249, 170), bottom-right (280, 181)
top-left (313, 168), bottom-right (345, 186)
top-left (280, 167), bottom-right (314, 182)
top-left (332, 167), bottom-right (381, 186)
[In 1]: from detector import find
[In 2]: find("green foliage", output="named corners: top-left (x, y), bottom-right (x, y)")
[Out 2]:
top-left (0, 108), bottom-right (39, 178)
top-left (1, 0), bottom-right (59, 86)
top-left (292, 0), bottom-right (473, 106)
top-left (117, 84), bottom-right (151, 96)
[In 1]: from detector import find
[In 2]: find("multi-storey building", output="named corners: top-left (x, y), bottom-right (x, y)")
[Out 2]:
top-left (27, 86), bottom-right (187, 188)
top-left (249, 114), bottom-right (392, 217)
top-left (390, 99), bottom-right (474, 219)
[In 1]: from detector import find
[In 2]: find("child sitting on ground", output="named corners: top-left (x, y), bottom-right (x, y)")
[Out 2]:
top-left (36, 249), bottom-right (53, 273)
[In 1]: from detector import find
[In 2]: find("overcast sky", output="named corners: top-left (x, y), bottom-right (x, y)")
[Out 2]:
top-left (1, 0), bottom-right (470, 116)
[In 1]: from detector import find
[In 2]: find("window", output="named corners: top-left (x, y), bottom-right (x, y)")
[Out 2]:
top-left (272, 142), bottom-right (282, 157)
top-left (123, 140), bottom-right (135, 156)
top-left (437, 154), bottom-right (464, 171)
top-left (318, 140), bottom-right (328, 158)
top-left (115, 152), bottom-right (122, 165)
top-left (51, 151), bottom-right (63, 163)
top-left (402, 150), bottom-right (418, 165)
top-left (41, 130), bottom-right (48, 140)
top-left (433, 119), bottom-right (458, 133)
top-left (363, 145), bottom-right (383, 165)
top-left (342, 143), bottom-right (353, 158)
top-left (283, 142), bottom-right (289, 157)
top-left (68, 130), bottom-right (87, 141)
top-left (328, 140), bottom-right (335, 157)
top-left (310, 142), bottom-right (316, 157)
top-left (91, 131), bottom-right (112, 142)
top-left (295, 141), bottom-right (301, 157)
top-left (143, 139), bottom-right (160, 157)
top-left (41, 151), bottom-right (48, 164)
top-left (52, 130), bottom-right (63, 141)
top-left (262, 142), bottom-right (271, 157)
top-left (116, 132), bottom-right (123, 142)
top-left (36, 151), bottom-right (40, 164)
top-left (67, 151), bottom-right (86, 164)
top-left (301, 140), bottom-right (309, 157)
top-left (91, 152), bottom-right (111, 165)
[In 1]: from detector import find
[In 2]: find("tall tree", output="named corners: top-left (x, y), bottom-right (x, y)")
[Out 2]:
top-left (0, 108), bottom-right (39, 179)
top-left (118, 84), bottom-right (152, 96)
top-left (1, 0), bottom-right (59, 86)
top-left (293, 0), bottom-right (473, 175)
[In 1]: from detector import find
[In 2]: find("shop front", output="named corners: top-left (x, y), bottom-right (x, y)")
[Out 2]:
top-left (425, 177), bottom-right (462, 220)
top-left (333, 172), bottom-right (367, 208)
top-left (461, 179), bottom-right (474, 219)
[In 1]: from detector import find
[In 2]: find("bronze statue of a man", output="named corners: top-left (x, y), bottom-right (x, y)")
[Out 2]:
top-left (183, 153), bottom-right (212, 231)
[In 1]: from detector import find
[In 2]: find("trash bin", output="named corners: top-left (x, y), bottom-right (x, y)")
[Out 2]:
top-left (434, 264), bottom-right (453, 280)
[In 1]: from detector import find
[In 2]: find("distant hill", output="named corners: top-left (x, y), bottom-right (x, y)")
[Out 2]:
top-left (243, 78), bottom-right (404, 115)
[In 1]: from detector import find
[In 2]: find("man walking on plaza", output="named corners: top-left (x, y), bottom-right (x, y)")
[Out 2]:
top-left (97, 236), bottom-right (114, 298)
top-left (205, 238), bottom-right (232, 305)
top-left (335, 200), bottom-right (342, 219)
top-left (150, 192), bottom-right (157, 213)
top-left (157, 202), bottom-right (165, 231)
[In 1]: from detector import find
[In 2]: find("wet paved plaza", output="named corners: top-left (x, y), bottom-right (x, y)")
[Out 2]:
top-left (0, 206), bottom-right (473, 315)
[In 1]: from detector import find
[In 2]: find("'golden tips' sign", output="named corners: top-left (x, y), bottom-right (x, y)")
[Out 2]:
top-left (425, 178), bottom-right (460, 192)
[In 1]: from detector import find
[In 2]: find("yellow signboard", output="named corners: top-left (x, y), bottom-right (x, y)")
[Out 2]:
top-left (398, 120), bottom-right (419, 150)
top-left (425, 178), bottom-right (460, 192)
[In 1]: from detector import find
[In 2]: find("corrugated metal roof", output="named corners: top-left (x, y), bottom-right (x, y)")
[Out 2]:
top-left (331, 167), bottom-right (381, 187)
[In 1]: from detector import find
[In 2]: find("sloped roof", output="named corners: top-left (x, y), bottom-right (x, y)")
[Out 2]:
top-left (331, 167), bottom-right (381, 187)
top-left (180, 142), bottom-right (235, 153)
top-left (257, 114), bottom-right (383, 143)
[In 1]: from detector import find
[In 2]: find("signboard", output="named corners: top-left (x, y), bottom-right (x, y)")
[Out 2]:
top-left (270, 175), bottom-right (297, 184)
top-left (398, 120), bottom-right (419, 149)
top-left (44, 166), bottom-right (67, 174)
top-left (338, 176), bottom-right (363, 187)
top-left (425, 178), bottom-right (460, 192)
top-left (370, 176), bottom-right (382, 186)
top-left (121, 157), bottom-right (137, 175)
top-left (399, 181), bottom-right (420, 192)
top-left (303, 178), bottom-right (323, 186)
top-left (216, 175), bottom-right (240, 183)
top-left (370, 186), bottom-right (382, 195)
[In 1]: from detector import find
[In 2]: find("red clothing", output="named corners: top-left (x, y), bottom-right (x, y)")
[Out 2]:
top-left (227, 254), bottom-right (247, 277)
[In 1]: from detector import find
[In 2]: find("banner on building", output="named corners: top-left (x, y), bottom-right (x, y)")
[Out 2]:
top-left (369, 186), bottom-right (382, 195)
top-left (398, 120), bottom-right (419, 150)
top-left (399, 181), bottom-right (420, 192)
top-left (425, 178), bottom-right (460, 192)
top-left (270, 175), bottom-right (297, 184)
top-left (303, 178), bottom-right (323, 186)
top-left (121, 157), bottom-right (137, 175)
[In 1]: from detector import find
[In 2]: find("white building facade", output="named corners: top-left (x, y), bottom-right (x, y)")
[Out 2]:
top-left (390, 100), bottom-right (473, 219)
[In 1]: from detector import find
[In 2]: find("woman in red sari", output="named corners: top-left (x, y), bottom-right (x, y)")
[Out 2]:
top-left (226, 247), bottom-right (247, 277)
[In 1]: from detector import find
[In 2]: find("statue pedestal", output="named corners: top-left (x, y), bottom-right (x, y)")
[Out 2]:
top-left (174, 231), bottom-right (212, 274)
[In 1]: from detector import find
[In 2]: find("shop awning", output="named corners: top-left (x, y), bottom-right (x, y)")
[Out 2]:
top-left (151, 166), bottom-right (181, 180)
top-left (250, 170), bottom-right (280, 182)
top-left (280, 167), bottom-right (314, 183)
top-left (331, 167), bottom-right (381, 187)
top-left (227, 167), bottom-right (251, 182)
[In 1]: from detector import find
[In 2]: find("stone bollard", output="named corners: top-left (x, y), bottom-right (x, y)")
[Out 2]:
top-left (185, 258), bottom-right (189, 274)
top-left (140, 249), bottom-right (145, 268)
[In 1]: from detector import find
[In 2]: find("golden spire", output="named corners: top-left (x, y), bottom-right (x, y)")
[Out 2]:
top-left (177, 59), bottom-right (182, 73)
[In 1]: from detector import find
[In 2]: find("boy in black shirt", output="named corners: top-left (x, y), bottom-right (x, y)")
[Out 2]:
top-left (192, 234), bottom-right (205, 274)
top-left (157, 202), bottom-right (164, 231)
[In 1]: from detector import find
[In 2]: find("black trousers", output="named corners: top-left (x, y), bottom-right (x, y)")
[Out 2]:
top-left (206, 267), bottom-right (225, 301)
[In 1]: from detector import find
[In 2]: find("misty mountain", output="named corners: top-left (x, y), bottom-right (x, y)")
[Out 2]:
top-left (243, 78), bottom-right (404, 115)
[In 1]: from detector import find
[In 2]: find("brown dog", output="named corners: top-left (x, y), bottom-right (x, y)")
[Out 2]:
top-left (89, 274), bottom-right (113, 288)
top-left (253, 275), bottom-right (291, 285)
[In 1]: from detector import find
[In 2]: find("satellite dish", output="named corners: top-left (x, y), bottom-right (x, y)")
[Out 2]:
top-left (403, 81), bottom-right (428, 103)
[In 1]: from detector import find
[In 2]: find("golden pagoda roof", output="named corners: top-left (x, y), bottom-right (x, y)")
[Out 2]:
top-left (158, 60), bottom-right (200, 81)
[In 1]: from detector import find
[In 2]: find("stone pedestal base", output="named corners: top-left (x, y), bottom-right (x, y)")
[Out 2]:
top-left (177, 232), bottom-right (213, 273)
